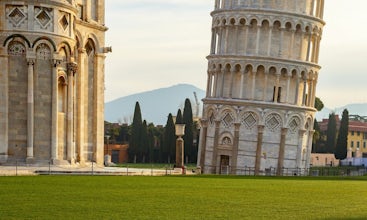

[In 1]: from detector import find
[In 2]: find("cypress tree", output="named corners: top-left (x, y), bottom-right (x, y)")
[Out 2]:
top-left (176, 109), bottom-right (183, 124)
top-left (183, 99), bottom-right (195, 163)
top-left (141, 120), bottom-right (148, 163)
top-left (129, 102), bottom-right (143, 163)
top-left (326, 112), bottom-right (337, 154)
top-left (163, 114), bottom-right (176, 163)
top-left (312, 119), bottom-right (320, 153)
top-left (335, 109), bottom-right (349, 160)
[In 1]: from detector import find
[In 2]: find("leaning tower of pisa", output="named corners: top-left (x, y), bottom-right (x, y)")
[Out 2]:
top-left (198, 0), bottom-right (325, 175)
top-left (0, 0), bottom-right (108, 165)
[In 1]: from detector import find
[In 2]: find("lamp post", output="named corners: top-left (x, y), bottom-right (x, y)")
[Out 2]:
top-left (105, 135), bottom-right (111, 155)
top-left (175, 124), bottom-right (185, 168)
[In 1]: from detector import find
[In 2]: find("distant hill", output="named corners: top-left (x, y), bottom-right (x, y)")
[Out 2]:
top-left (316, 103), bottom-right (367, 120)
top-left (105, 84), bottom-right (367, 124)
top-left (105, 84), bottom-right (206, 125)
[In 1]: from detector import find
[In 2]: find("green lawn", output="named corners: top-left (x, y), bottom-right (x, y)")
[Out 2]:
top-left (0, 176), bottom-right (367, 219)
top-left (115, 163), bottom-right (197, 170)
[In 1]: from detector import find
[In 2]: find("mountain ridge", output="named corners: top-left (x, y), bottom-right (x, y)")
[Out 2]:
top-left (105, 84), bottom-right (367, 124)
top-left (105, 84), bottom-right (206, 125)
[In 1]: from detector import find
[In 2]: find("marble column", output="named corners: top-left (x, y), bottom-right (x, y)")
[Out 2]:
top-left (267, 26), bottom-right (273, 56)
top-left (251, 70), bottom-right (256, 100)
top-left (262, 72), bottom-right (268, 101)
top-left (302, 79), bottom-right (307, 106)
top-left (296, 129), bottom-right (306, 168)
top-left (231, 123), bottom-right (241, 174)
top-left (255, 125), bottom-right (265, 175)
top-left (51, 58), bottom-right (61, 163)
top-left (77, 48), bottom-right (86, 164)
top-left (212, 120), bottom-right (221, 174)
top-left (198, 119), bottom-right (208, 172)
top-left (0, 49), bottom-right (9, 163)
top-left (229, 67), bottom-right (236, 98)
top-left (239, 69), bottom-right (245, 99)
top-left (305, 130), bottom-right (315, 168)
top-left (67, 62), bottom-right (78, 164)
top-left (286, 73), bottom-right (291, 103)
top-left (276, 128), bottom-right (288, 176)
top-left (274, 74), bottom-right (280, 103)
top-left (294, 74), bottom-right (300, 105)
top-left (27, 58), bottom-right (35, 162)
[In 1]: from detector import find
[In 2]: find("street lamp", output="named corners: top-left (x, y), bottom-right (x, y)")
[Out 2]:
top-left (105, 135), bottom-right (110, 155)
top-left (175, 124), bottom-right (185, 168)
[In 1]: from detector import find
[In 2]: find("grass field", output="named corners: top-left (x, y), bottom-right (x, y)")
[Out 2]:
top-left (1, 176), bottom-right (367, 219)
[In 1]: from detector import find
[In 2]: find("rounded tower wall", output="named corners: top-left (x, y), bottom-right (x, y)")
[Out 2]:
top-left (0, 0), bottom-right (107, 165)
top-left (199, 0), bottom-right (325, 175)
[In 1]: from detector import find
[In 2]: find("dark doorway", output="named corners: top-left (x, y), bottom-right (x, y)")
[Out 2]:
top-left (220, 155), bottom-right (230, 174)
top-left (111, 150), bottom-right (119, 163)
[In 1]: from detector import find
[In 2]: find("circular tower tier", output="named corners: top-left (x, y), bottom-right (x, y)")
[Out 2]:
top-left (198, 0), bottom-right (325, 175)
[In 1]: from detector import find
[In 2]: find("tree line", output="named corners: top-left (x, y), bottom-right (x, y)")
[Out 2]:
top-left (105, 98), bottom-right (199, 164)
top-left (312, 109), bottom-right (349, 160)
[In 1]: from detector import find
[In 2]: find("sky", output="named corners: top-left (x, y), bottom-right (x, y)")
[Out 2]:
top-left (105, 0), bottom-right (367, 109)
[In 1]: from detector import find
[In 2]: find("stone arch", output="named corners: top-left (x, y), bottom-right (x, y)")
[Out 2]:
top-left (245, 64), bottom-right (254, 73)
top-left (32, 36), bottom-right (57, 52)
top-left (264, 112), bottom-right (284, 132)
top-left (219, 107), bottom-right (236, 129)
top-left (287, 115), bottom-right (303, 134)
top-left (206, 107), bottom-right (217, 127)
top-left (239, 18), bottom-right (246, 25)
top-left (58, 41), bottom-right (73, 59)
top-left (240, 110), bottom-right (260, 130)
top-left (84, 33), bottom-right (100, 52)
top-left (304, 116), bottom-right (313, 131)
top-left (229, 17), bottom-right (236, 25)
top-left (33, 40), bottom-right (54, 60)
top-left (3, 34), bottom-right (31, 48)
top-left (219, 132), bottom-right (234, 146)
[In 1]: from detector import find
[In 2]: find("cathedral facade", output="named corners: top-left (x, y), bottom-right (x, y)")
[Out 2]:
top-left (198, 0), bottom-right (325, 174)
top-left (0, 0), bottom-right (108, 165)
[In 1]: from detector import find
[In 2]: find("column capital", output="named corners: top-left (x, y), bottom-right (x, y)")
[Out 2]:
top-left (67, 62), bottom-right (78, 75)
top-left (234, 122), bottom-right (241, 131)
top-left (52, 59), bottom-right (62, 67)
top-left (78, 48), bottom-right (86, 54)
top-left (281, 128), bottom-right (288, 135)
top-left (308, 130), bottom-right (315, 136)
top-left (27, 58), bottom-right (35, 65)
top-left (258, 125), bottom-right (265, 133)
top-left (299, 129), bottom-right (307, 136)
top-left (200, 119), bottom-right (208, 128)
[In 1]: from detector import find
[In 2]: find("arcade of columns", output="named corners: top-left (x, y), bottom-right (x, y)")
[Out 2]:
top-left (198, 0), bottom-right (325, 175)
top-left (0, 0), bottom-right (107, 165)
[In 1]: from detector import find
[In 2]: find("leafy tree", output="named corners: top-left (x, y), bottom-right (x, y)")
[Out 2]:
top-left (326, 112), bottom-right (337, 153)
top-left (335, 109), bottom-right (349, 160)
top-left (163, 114), bottom-right (176, 163)
top-left (129, 102), bottom-right (143, 163)
top-left (314, 97), bottom-right (324, 111)
top-left (183, 98), bottom-right (195, 163)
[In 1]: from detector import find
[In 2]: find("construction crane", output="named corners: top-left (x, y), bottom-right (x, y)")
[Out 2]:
top-left (193, 92), bottom-right (200, 118)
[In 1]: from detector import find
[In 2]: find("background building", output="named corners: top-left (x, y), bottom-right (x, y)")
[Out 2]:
top-left (198, 0), bottom-right (325, 174)
top-left (0, 0), bottom-right (109, 165)
top-left (319, 115), bottom-right (367, 157)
